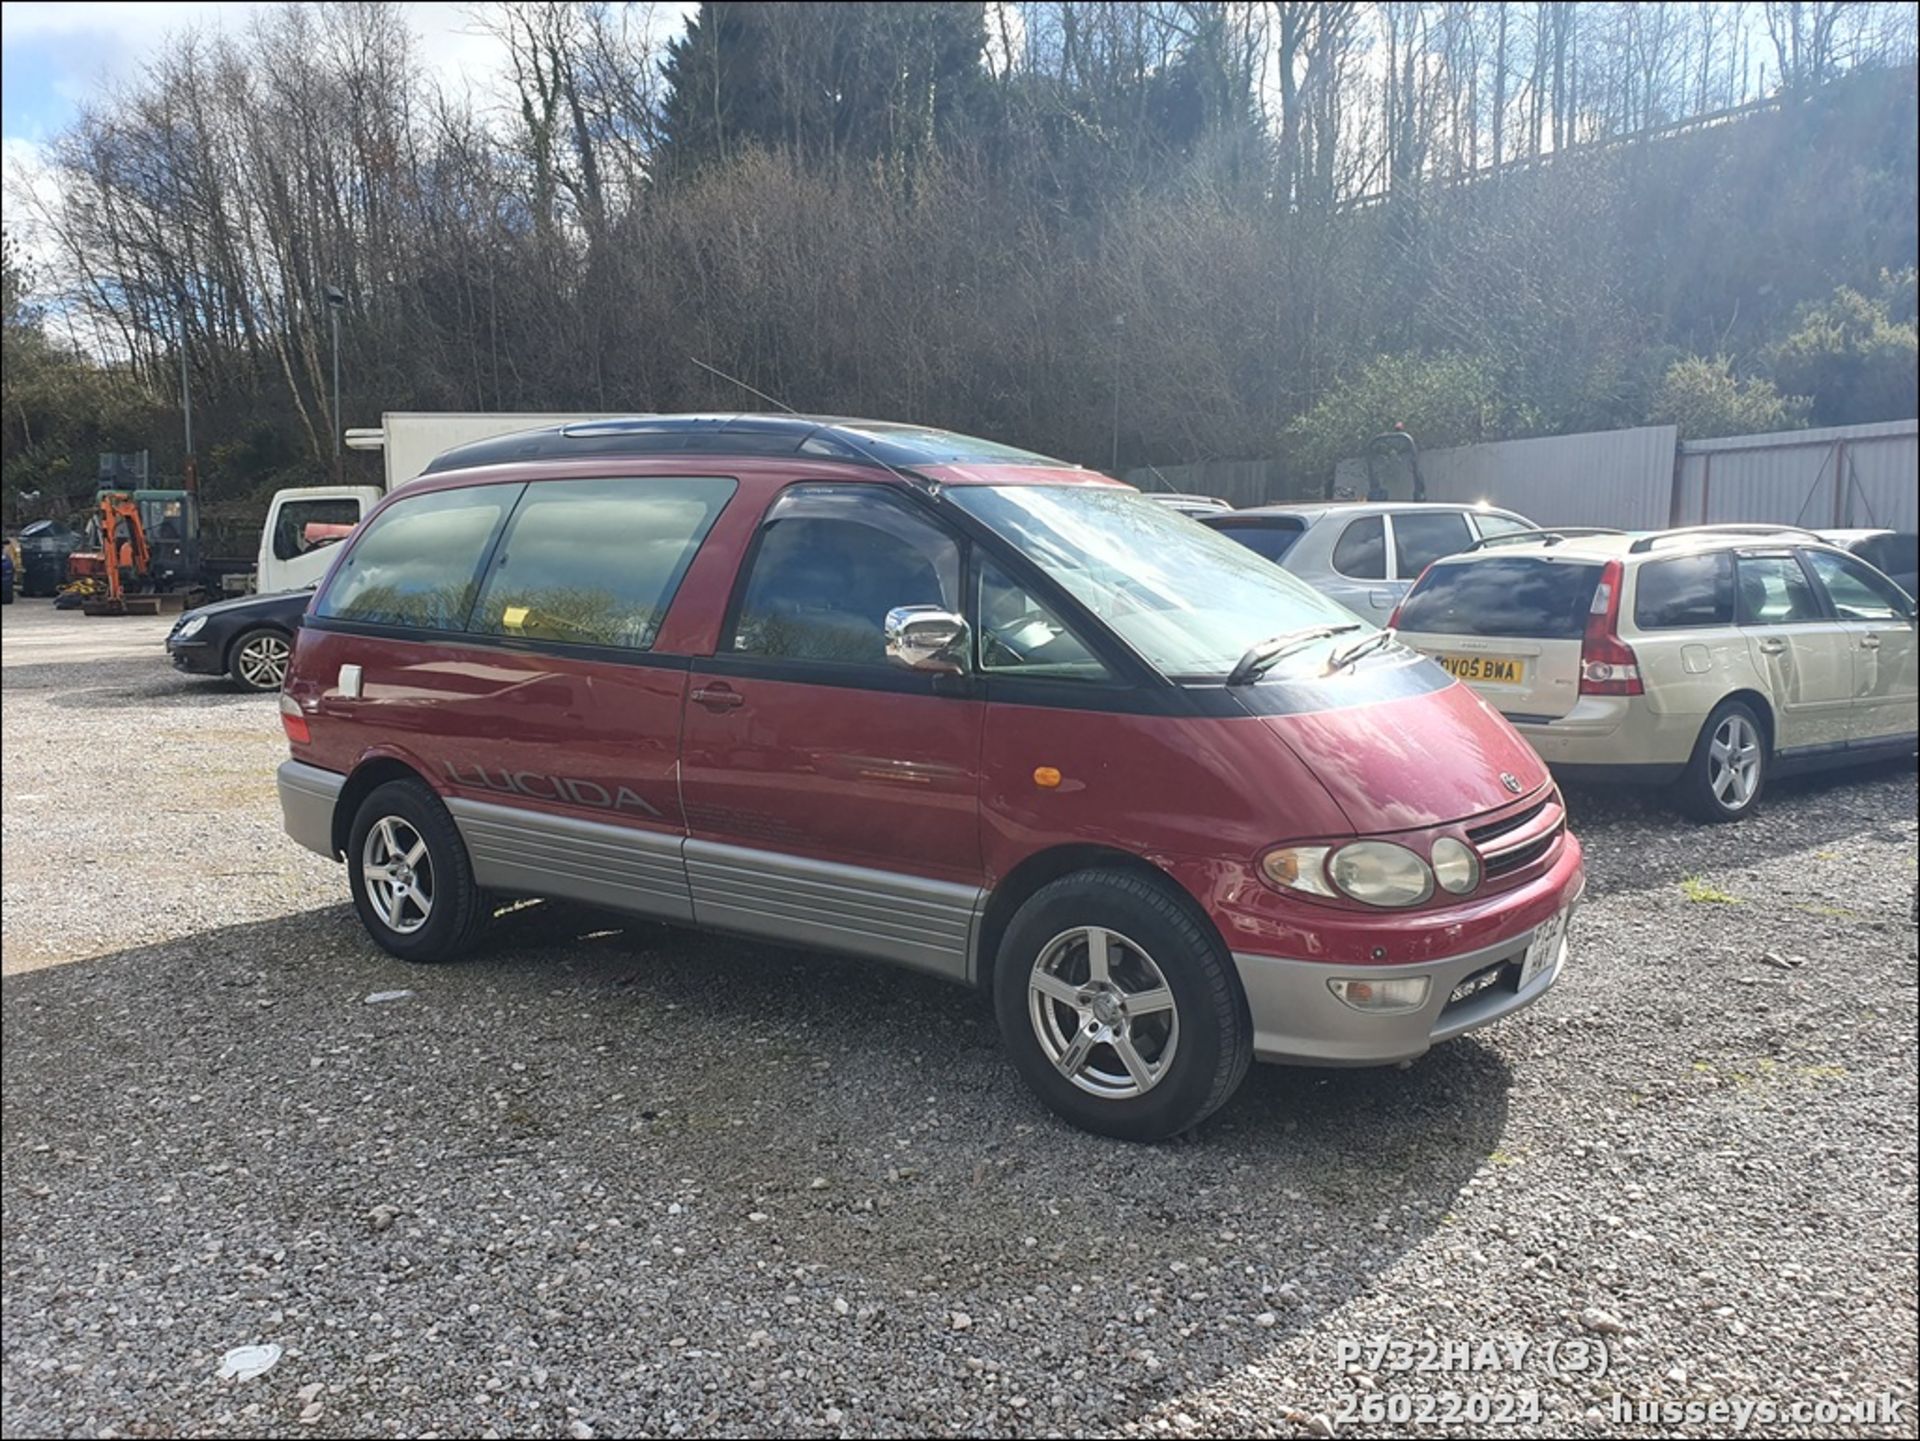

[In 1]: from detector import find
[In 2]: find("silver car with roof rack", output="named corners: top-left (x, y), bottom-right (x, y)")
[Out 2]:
top-left (1201, 501), bottom-right (1537, 617)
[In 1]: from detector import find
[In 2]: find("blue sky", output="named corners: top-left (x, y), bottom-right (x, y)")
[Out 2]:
top-left (1, 2), bottom-right (532, 142)
top-left (1, 1), bottom-right (694, 278)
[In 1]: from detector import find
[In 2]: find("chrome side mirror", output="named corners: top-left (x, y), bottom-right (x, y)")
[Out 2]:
top-left (885, 605), bottom-right (971, 673)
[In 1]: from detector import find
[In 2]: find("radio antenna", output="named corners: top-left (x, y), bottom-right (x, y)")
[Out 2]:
top-left (687, 355), bottom-right (938, 494)
top-left (689, 356), bottom-right (798, 414)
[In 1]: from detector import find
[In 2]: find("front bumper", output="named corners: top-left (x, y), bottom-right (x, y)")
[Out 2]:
top-left (279, 759), bottom-right (346, 859)
top-left (167, 638), bottom-right (224, 676)
top-left (1231, 842), bottom-right (1585, 1065)
top-left (1235, 908), bottom-right (1572, 1064)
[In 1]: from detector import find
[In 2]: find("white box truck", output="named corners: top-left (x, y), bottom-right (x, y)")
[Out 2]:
top-left (253, 412), bottom-right (618, 594)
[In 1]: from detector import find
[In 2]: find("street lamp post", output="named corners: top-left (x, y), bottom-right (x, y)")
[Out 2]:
top-left (324, 285), bottom-right (346, 481)
top-left (178, 300), bottom-right (197, 494)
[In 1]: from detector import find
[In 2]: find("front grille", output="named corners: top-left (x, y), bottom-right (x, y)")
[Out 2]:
top-left (1468, 798), bottom-right (1547, 846)
top-left (1483, 828), bottom-right (1560, 877)
top-left (1463, 790), bottom-right (1565, 885)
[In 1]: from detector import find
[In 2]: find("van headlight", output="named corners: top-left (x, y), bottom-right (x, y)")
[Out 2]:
top-left (1259, 845), bottom-right (1337, 898)
top-left (1261, 841), bottom-right (1436, 908)
top-left (175, 614), bottom-right (208, 639)
top-left (1429, 836), bottom-right (1481, 895)
top-left (1327, 841), bottom-right (1433, 907)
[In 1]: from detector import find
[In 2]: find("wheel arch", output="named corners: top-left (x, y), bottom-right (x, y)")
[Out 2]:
top-left (1714, 688), bottom-right (1776, 749)
top-left (331, 755), bottom-right (437, 857)
top-left (222, 621), bottom-right (292, 664)
top-left (970, 844), bottom-right (1224, 991)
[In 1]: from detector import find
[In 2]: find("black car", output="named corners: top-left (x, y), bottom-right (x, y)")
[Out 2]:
top-left (167, 587), bottom-right (313, 691)
top-left (1817, 528), bottom-right (1918, 600)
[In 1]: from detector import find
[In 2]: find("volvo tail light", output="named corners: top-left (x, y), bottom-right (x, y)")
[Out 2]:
top-left (1579, 558), bottom-right (1642, 696)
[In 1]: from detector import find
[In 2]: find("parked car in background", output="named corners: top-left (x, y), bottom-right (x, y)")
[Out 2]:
top-left (1, 541), bottom-right (15, 604)
top-left (167, 586), bottom-right (313, 691)
top-left (1202, 502), bottom-right (1537, 617)
top-left (1391, 525), bottom-right (1919, 822)
top-left (1144, 492), bottom-right (1233, 519)
top-left (1817, 528), bottom-right (1917, 599)
top-left (275, 415), bottom-right (1584, 1142)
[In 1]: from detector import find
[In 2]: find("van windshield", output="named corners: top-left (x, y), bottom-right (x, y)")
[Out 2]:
top-left (950, 485), bottom-right (1363, 679)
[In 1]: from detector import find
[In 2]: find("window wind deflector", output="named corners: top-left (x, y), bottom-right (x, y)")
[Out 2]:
top-left (1225, 624), bottom-right (1359, 686)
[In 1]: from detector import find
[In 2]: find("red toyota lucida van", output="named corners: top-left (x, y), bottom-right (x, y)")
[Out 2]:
top-left (278, 416), bottom-right (1584, 1140)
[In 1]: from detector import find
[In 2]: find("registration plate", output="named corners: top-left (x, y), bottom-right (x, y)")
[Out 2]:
top-left (1438, 653), bottom-right (1527, 685)
top-left (1518, 907), bottom-right (1571, 989)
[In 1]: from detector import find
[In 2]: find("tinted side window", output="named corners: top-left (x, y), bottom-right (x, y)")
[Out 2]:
top-left (1210, 520), bottom-right (1304, 564)
top-left (729, 487), bottom-right (961, 666)
top-left (1803, 548), bottom-right (1910, 621)
top-left (316, 485), bottom-right (517, 631)
top-left (1634, 552), bottom-right (1734, 629)
top-left (1392, 510), bottom-right (1474, 575)
top-left (1332, 516), bottom-right (1386, 578)
top-left (468, 478), bottom-right (733, 650)
top-left (274, 497), bottom-right (363, 561)
top-left (1473, 513), bottom-right (1534, 540)
top-left (1394, 557), bottom-right (1602, 639)
top-left (977, 560), bottom-right (1112, 681)
top-left (1734, 554), bottom-right (1821, 626)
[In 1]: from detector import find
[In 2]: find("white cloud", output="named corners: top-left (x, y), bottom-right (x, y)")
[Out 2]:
top-left (3, 135), bottom-right (63, 272)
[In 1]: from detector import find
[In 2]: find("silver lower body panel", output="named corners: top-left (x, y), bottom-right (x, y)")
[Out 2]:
top-left (684, 839), bottom-right (979, 982)
top-left (278, 760), bottom-right (345, 859)
top-left (448, 797), bottom-right (694, 923)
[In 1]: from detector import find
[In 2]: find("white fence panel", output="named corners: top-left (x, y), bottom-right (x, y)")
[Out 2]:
top-left (1335, 426), bottom-right (1678, 528)
top-left (1673, 420), bottom-right (1917, 532)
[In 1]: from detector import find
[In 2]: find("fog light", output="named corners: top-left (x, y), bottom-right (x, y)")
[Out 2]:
top-left (1328, 975), bottom-right (1431, 1014)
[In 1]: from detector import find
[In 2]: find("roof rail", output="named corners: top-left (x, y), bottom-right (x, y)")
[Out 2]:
top-left (1626, 523), bottom-right (1821, 554)
top-left (417, 413), bottom-right (1073, 478)
top-left (1469, 526), bottom-right (1626, 551)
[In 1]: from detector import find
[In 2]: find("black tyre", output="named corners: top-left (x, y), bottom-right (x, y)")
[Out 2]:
top-left (226, 626), bottom-right (291, 692)
top-left (1677, 698), bottom-right (1769, 823)
top-left (346, 779), bottom-right (490, 962)
top-left (992, 868), bottom-right (1252, 1142)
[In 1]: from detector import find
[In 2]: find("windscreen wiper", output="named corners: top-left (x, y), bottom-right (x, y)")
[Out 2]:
top-left (1327, 627), bottom-right (1398, 671)
top-left (1225, 624), bottom-right (1360, 686)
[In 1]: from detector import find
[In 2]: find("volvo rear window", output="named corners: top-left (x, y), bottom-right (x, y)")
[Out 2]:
top-left (1396, 557), bottom-right (1602, 639)
top-left (1634, 552), bottom-right (1734, 629)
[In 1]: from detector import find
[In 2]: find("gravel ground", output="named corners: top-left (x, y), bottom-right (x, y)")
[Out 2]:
top-left (3, 598), bottom-right (1916, 1439)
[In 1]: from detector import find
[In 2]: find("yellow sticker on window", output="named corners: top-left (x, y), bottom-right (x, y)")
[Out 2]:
top-left (502, 605), bottom-right (529, 632)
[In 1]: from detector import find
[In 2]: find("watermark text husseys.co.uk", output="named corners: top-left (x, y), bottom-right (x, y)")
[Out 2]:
top-left (1608, 1394), bottom-right (1907, 1431)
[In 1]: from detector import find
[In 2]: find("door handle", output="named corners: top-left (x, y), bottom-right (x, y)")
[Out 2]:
top-left (1368, 589), bottom-right (1394, 609)
top-left (1757, 638), bottom-right (1787, 654)
top-left (1859, 634), bottom-right (1881, 650)
top-left (691, 684), bottom-right (744, 710)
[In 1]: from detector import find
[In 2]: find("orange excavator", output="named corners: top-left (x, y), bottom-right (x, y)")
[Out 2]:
top-left (64, 492), bottom-right (155, 616)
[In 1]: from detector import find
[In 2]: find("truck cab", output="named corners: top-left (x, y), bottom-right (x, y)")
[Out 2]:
top-left (255, 486), bottom-right (381, 595)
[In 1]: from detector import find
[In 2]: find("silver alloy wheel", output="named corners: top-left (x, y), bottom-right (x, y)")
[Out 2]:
top-left (1027, 925), bottom-right (1180, 1099)
top-left (361, 816), bottom-right (434, 934)
top-left (1709, 713), bottom-right (1762, 809)
top-left (236, 632), bottom-right (290, 690)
